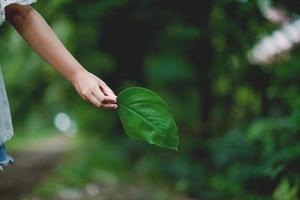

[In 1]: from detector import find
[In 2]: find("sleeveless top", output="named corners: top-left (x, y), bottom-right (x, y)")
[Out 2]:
top-left (0, 0), bottom-right (37, 142)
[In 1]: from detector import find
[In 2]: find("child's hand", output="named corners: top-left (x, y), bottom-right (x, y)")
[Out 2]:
top-left (71, 70), bottom-right (118, 109)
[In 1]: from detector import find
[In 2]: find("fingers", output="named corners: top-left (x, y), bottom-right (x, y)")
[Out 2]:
top-left (88, 94), bottom-right (102, 108)
top-left (87, 94), bottom-right (117, 109)
top-left (81, 88), bottom-right (117, 109)
top-left (93, 87), bottom-right (116, 104)
top-left (102, 96), bottom-right (117, 104)
top-left (92, 87), bottom-right (117, 108)
top-left (98, 80), bottom-right (117, 99)
top-left (75, 74), bottom-right (118, 110)
top-left (101, 103), bottom-right (118, 109)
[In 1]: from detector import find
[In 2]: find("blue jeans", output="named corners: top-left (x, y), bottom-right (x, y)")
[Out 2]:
top-left (0, 142), bottom-right (14, 165)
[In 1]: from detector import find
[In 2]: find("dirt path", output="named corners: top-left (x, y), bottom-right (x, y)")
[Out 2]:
top-left (0, 136), bottom-right (193, 200)
top-left (0, 136), bottom-right (70, 200)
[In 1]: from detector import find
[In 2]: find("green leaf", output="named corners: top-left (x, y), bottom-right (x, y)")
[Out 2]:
top-left (117, 87), bottom-right (179, 150)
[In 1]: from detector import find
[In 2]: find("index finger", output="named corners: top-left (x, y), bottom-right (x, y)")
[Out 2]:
top-left (98, 81), bottom-right (117, 98)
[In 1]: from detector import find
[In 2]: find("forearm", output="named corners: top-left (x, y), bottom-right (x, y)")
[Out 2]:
top-left (6, 5), bottom-right (86, 83)
top-left (5, 4), bottom-right (117, 108)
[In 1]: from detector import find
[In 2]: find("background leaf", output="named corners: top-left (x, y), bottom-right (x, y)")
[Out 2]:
top-left (117, 87), bottom-right (179, 150)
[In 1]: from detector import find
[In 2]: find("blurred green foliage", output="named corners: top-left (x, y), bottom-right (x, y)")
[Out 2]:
top-left (1, 0), bottom-right (300, 199)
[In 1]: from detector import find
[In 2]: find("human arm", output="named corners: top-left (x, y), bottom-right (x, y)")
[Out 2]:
top-left (5, 4), bottom-right (117, 109)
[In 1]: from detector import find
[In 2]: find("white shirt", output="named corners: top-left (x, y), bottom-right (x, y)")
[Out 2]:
top-left (0, 0), bottom-right (37, 142)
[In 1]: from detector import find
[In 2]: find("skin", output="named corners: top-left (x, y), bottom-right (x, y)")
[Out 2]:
top-left (5, 4), bottom-right (118, 109)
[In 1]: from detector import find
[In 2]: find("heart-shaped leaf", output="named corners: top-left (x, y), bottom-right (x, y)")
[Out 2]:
top-left (117, 87), bottom-right (179, 150)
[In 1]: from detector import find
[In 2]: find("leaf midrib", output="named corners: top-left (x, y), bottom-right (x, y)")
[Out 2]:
top-left (119, 102), bottom-right (164, 135)
top-left (119, 102), bottom-right (178, 149)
